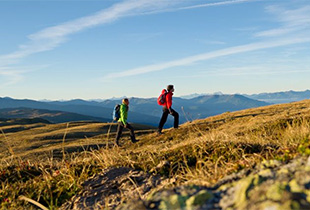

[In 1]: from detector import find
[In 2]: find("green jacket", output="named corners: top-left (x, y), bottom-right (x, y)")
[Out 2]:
top-left (118, 103), bottom-right (128, 125)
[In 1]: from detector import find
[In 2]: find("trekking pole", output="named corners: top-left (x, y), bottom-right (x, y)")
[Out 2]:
top-left (181, 106), bottom-right (191, 123)
top-left (106, 120), bottom-right (114, 149)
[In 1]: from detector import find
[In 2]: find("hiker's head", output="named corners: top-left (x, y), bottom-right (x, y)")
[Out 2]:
top-left (122, 98), bottom-right (129, 105)
top-left (167, 85), bottom-right (174, 92)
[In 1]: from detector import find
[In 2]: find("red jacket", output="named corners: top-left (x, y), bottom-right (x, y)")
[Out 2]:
top-left (165, 90), bottom-right (173, 109)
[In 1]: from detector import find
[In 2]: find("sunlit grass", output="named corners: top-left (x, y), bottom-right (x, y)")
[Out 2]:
top-left (1, 100), bottom-right (310, 209)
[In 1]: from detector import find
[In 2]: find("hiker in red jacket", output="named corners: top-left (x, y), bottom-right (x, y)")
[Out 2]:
top-left (158, 85), bottom-right (179, 134)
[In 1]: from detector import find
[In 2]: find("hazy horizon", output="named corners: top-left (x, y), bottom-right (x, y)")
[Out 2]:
top-left (1, 88), bottom-right (310, 101)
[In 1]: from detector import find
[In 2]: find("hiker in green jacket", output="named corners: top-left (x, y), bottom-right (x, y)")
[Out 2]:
top-left (115, 98), bottom-right (138, 146)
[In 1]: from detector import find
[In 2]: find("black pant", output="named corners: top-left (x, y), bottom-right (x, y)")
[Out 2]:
top-left (115, 122), bottom-right (136, 142)
top-left (158, 107), bottom-right (179, 132)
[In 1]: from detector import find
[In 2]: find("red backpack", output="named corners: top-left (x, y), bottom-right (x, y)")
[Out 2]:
top-left (157, 90), bottom-right (167, 105)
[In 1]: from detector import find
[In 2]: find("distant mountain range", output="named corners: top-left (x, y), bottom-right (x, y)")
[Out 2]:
top-left (0, 97), bottom-right (159, 125)
top-left (180, 90), bottom-right (310, 104)
top-left (180, 92), bottom-right (224, 99)
top-left (1, 90), bottom-right (309, 126)
top-left (0, 94), bottom-right (267, 126)
top-left (244, 90), bottom-right (310, 104)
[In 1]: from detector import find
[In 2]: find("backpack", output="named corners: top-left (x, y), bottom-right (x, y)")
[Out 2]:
top-left (112, 104), bottom-right (121, 121)
top-left (157, 90), bottom-right (167, 105)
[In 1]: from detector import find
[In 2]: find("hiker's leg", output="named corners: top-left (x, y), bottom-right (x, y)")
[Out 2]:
top-left (158, 107), bottom-right (169, 132)
top-left (170, 108), bottom-right (179, 128)
top-left (115, 122), bottom-right (124, 145)
top-left (126, 123), bottom-right (137, 142)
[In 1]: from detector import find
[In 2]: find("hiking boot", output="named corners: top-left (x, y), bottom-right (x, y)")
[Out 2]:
top-left (157, 130), bottom-right (163, 135)
top-left (115, 140), bottom-right (120, 147)
top-left (131, 139), bottom-right (139, 143)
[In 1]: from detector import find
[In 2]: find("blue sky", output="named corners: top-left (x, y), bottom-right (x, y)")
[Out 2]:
top-left (0, 0), bottom-right (310, 100)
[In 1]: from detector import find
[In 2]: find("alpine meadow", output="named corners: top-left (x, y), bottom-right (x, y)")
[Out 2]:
top-left (1, 0), bottom-right (310, 209)
top-left (2, 99), bottom-right (310, 209)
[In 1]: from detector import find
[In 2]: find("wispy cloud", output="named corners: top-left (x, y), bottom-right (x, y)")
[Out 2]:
top-left (103, 36), bottom-right (310, 79)
top-left (0, 0), bottom-right (256, 64)
top-left (177, 63), bottom-right (310, 78)
top-left (139, 0), bottom-right (257, 15)
top-left (170, 0), bottom-right (257, 11)
top-left (209, 66), bottom-right (310, 77)
top-left (195, 39), bottom-right (226, 45)
top-left (0, 65), bottom-right (48, 89)
top-left (0, 0), bottom-right (180, 88)
top-left (103, 3), bottom-right (310, 79)
top-left (0, 0), bottom-right (175, 63)
top-left (0, 67), bottom-right (24, 88)
top-left (0, 0), bottom-right (258, 88)
top-left (255, 5), bottom-right (310, 37)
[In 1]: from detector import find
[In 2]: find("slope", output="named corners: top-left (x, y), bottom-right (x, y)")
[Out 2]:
top-left (1, 100), bottom-right (310, 209)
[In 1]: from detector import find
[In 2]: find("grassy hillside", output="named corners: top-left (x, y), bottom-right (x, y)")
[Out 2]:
top-left (1, 100), bottom-right (310, 209)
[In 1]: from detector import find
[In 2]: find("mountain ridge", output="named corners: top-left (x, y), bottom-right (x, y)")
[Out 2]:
top-left (0, 94), bottom-right (269, 126)
top-left (4, 89), bottom-right (309, 126)
top-left (245, 89), bottom-right (310, 103)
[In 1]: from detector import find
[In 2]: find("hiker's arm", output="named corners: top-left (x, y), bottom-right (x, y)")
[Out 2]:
top-left (166, 93), bottom-right (172, 109)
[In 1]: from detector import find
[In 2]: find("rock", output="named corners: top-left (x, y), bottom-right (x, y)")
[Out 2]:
top-left (218, 156), bottom-right (310, 210)
top-left (265, 181), bottom-right (288, 201)
top-left (61, 156), bottom-right (310, 210)
top-left (158, 194), bottom-right (187, 210)
top-left (260, 159), bottom-right (282, 169)
top-left (60, 167), bottom-right (163, 210)
top-left (185, 190), bottom-right (213, 208)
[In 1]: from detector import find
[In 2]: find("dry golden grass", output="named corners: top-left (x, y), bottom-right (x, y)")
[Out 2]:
top-left (1, 100), bottom-right (310, 209)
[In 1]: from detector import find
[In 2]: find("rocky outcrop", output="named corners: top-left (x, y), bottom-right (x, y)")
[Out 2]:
top-left (121, 156), bottom-right (310, 210)
top-left (61, 156), bottom-right (310, 210)
top-left (60, 167), bottom-right (163, 210)
top-left (217, 157), bottom-right (310, 210)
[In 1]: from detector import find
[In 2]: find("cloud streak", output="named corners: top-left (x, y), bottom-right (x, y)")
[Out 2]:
top-left (0, 65), bottom-right (48, 89)
top-left (0, 0), bottom-right (257, 64)
top-left (0, 67), bottom-right (24, 88)
top-left (182, 66), bottom-right (310, 78)
top-left (104, 3), bottom-right (310, 79)
top-left (255, 5), bottom-right (310, 37)
top-left (0, 0), bottom-right (258, 88)
top-left (1, 0), bottom-right (172, 63)
top-left (104, 36), bottom-right (310, 79)
top-left (0, 0), bottom-right (179, 88)
top-left (170, 0), bottom-right (257, 11)
top-left (139, 0), bottom-right (257, 15)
